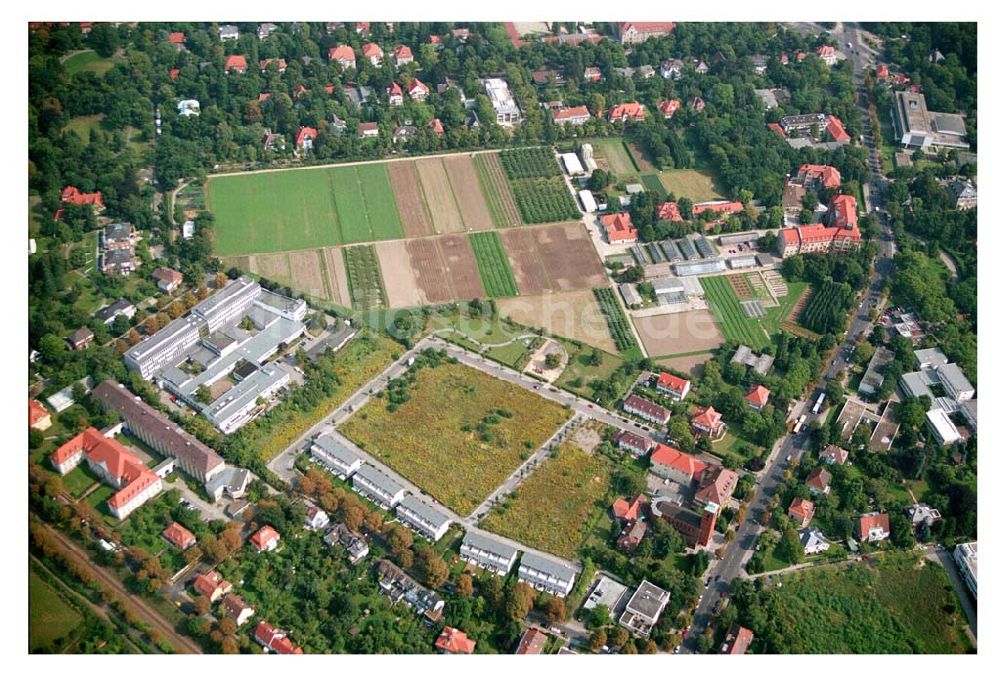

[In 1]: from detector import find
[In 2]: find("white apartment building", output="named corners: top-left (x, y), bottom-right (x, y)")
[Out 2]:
top-left (460, 531), bottom-right (519, 576)
top-left (517, 552), bottom-right (576, 597)
top-left (481, 78), bottom-right (521, 126)
top-left (954, 542), bottom-right (977, 600)
top-left (352, 464), bottom-right (406, 509)
top-left (395, 495), bottom-right (452, 542)
top-left (311, 433), bottom-right (362, 478)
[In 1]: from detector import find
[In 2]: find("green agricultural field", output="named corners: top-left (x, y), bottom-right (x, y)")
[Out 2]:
top-left (481, 443), bottom-right (611, 559)
top-left (761, 282), bottom-right (809, 334)
top-left (469, 231), bottom-right (519, 297)
top-left (701, 276), bottom-right (770, 350)
top-left (569, 138), bottom-right (638, 175)
top-left (593, 287), bottom-right (638, 352)
top-left (342, 245), bottom-right (386, 310)
top-left (29, 569), bottom-right (83, 652)
top-left (340, 360), bottom-right (572, 516)
top-left (207, 164), bottom-right (403, 256)
top-left (640, 173), bottom-right (667, 195)
top-left (747, 553), bottom-right (972, 654)
top-left (473, 155), bottom-right (519, 228)
top-left (63, 50), bottom-right (117, 76)
top-left (657, 169), bottom-right (724, 202)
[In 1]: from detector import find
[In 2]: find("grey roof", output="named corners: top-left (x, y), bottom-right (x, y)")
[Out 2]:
top-left (354, 463), bottom-right (404, 497)
top-left (462, 530), bottom-right (518, 560)
top-left (397, 495), bottom-right (451, 530)
top-left (191, 276), bottom-right (258, 325)
top-left (624, 579), bottom-right (669, 619)
top-left (312, 433), bottom-right (360, 468)
top-left (205, 466), bottom-right (250, 496)
top-left (960, 399), bottom-right (977, 425)
top-left (201, 364), bottom-right (288, 426)
top-left (519, 551), bottom-right (576, 582)
top-left (674, 259), bottom-right (726, 276)
top-left (95, 299), bottom-right (135, 322)
top-left (799, 527), bottom-right (828, 550)
top-left (938, 363), bottom-right (974, 396)
top-left (914, 347), bottom-right (948, 369)
top-left (901, 371), bottom-right (933, 399)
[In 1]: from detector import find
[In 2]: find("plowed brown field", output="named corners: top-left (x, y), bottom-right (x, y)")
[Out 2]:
top-left (387, 161), bottom-right (435, 238)
top-left (415, 158), bottom-right (464, 233)
top-left (405, 238), bottom-right (452, 303)
top-left (439, 234), bottom-right (485, 300)
top-left (444, 156), bottom-right (493, 231)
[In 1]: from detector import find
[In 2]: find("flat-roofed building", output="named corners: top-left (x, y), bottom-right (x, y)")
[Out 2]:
top-left (352, 464), bottom-right (406, 509)
top-left (892, 90), bottom-right (969, 150)
top-left (619, 283), bottom-right (642, 307)
top-left (914, 347), bottom-right (948, 370)
top-left (517, 551), bottom-right (576, 597)
top-left (926, 408), bottom-right (961, 445)
top-left (938, 363), bottom-right (974, 402)
top-left (482, 78), bottom-right (521, 126)
top-left (959, 399), bottom-right (977, 433)
top-left (311, 433), bottom-right (362, 478)
top-left (618, 580), bottom-right (669, 638)
top-left (578, 189), bottom-right (598, 213)
top-left (560, 152), bottom-right (584, 175)
top-left (859, 346), bottom-right (894, 395)
top-left (396, 495), bottom-right (452, 542)
top-left (460, 531), bottom-right (519, 576)
top-left (954, 541), bottom-right (977, 600)
top-left (674, 259), bottom-right (726, 276)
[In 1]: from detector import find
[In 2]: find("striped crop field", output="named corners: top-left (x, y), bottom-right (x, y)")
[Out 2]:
top-left (469, 231), bottom-right (519, 297)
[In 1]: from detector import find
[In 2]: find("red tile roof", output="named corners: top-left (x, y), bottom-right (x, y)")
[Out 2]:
top-left (657, 371), bottom-right (690, 394)
top-left (194, 571), bottom-right (231, 598)
top-left (151, 267), bottom-right (183, 286)
top-left (656, 201), bottom-right (683, 222)
top-left (768, 122), bottom-right (786, 138)
top-left (29, 399), bottom-right (49, 427)
top-left (820, 444), bottom-right (849, 464)
top-left (224, 55), bottom-right (248, 72)
top-left (806, 467), bottom-right (831, 491)
top-left (609, 101), bottom-right (646, 122)
top-left (693, 201), bottom-right (743, 217)
top-left (876, 63), bottom-right (889, 79)
top-left (408, 78), bottom-right (429, 96)
top-left (361, 42), bottom-right (383, 59)
top-left (691, 406), bottom-right (723, 432)
top-left (746, 384), bottom-right (771, 407)
top-left (797, 163), bottom-right (842, 189)
top-left (162, 522), bottom-right (196, 549)
top-left (829, 194), bottom-right (858, 232)
top-left (650, 444), bottom-right (708, 479)
top-left (394, 45), bottom-right (413, 60)
top-left (695, 465), bottom-right (739, 507)
top-left (825, 115), bottom-right (850, 142)
top-left (601, 212), bottom-right (638, 242)
top-left (858, 512), bottom-right (890, 536)
top-left (223, 593), bottom-right (253, 619)
top-left (657, 98), bottom-right (681, 118)
top-left (168, 32), bottom-right (185, 45)
top-left (816, 45), bottom-right (836, 58)
top-left (388, 81), bottom-right (403, 97)
top-left (436, 626), bottom-right (476, 654)
top-left (258, 92), bottom-right (271, 102)
top-left (169, 68), bottom-right (180, 80)
top-left (788, 497), bottom-right (814, 522)
top-left (428, 118), bottom-right (445, 136)
top-left (612, 494), bottom-right (649, 522)
top-left (723, 626), bottom-right (754, 654)
top-left (620, 22), bottom-right (676, 36)
top-left (60, 186), bottom-right (104, 209)
top-left (295, 126), bottom-right (318, 148)
top-left (254, 621), bottom-right (304, 654)
top-left (329, 45), bottom-right (355, 64)
top-left (324, 84), bottom-right (335, 95)
top-left (260, 58), bottom-right (287, 71)
top-left (251, 525), bottom-right (280, 551)
top-left (552, 105), bottom-right (590, 121)
top-left (515, 627), bottom-right (546, 654)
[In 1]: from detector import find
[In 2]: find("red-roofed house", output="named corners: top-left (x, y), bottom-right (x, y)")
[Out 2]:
top-left (583, 66), bottom-right (602, 82)
top-left (689, 96), bottom-right (706, 113)
top-left (650, 444), bottom-right (708, 485)
top-left (429, 34), bottom-right (443, 48)
top-left (658, 98), bottom-right (681, 119)
top-left (355, 21), bottom-right (370, 36)
top-left (61, 186), bottom-right (105, 211)
top-left (408, 78), bottom-right (430, 101)
top-left (427, 118), bottom-right (445, 137)
top-left (30, 399), bottom-right (52, 431)
top-left (857, 512), bottom-right (890, 543)
top-left (787, 497), bottom-right (815, 526)
top-left (251, 525), bottom-right (281, 552)
top-left (358, 122), bottom-right (379, 138)
top-left (656, 201), bottom-right (684, 222)
top-left (552, 105), bottom-right (591, 126)
top-left (169, 68), bottom-right (180, 80)
top-left (656, 372), bottom-right (691, 400)
top-left (612, 494), bottom-right (649, 522)
top-left (295, 126), bottom-right (318, 151)
top-left (260, 58), bottom-right (287, 74)
top-left (693, 201), bottom-right (744, 228)
top-left (193, 571), bottom-right (232, 603)
top-left (746, 384), bottom-right (771, 411)
top-left (619, 22), bottom-right (676, 45)
top-left (819, 444), bottom-right (849, 465)
top-left (805, 467), bottom-right (832, 495)
top-left (329, 45), bottom-right (356, 70)
top-left (168, 32), bottom-right (185, 46)
top-left (691, 406), bottom-right (725, 437)
top-left (613, 429), bottom-right (655, 457)
top-left (778, 194), bottom-right (860, 256)
top-left (292, 84), bottom-right (309, 101)
top-left (254, 621), bottom-right (304, 654)
top-left (768, 122), bottom-right (786, 138)
top-left (601, 213), bottom-right (638, 243)
top-left (694, 465), bottom-right (739, 508)
top-left (387, 82), bottom-right (404, 106)
top-left (797, 163), bottom-right (842, 190)
top-left (324, 83), bottom-right (335, 96)
top-left (720, 625), bottom-right (754, 654)
top-left (825, 115), bottom-right (850, 143)
top-left (816, 45), bottom-right (837, 66)
top-left (258, 92), bottom-right (271, 103)
top-left (151, 266), bottom-right (183, 293)
top-left (222, 593), bottom-right (255, 626)
top-left (224, 55), bottom-right (248, 74)
top-left (436, 626), bottom-right (476, 654)
top-left (623, 394), bottom-right (671, 425)
top-left (394, 45), bottom-right (414, 66)
top-left (162, 522), bottom-right (196, 550)
top-left (609, 102), bottom-right (646, 123)
top-left (515, 627), bottom-right (547, 654)
top-left (50, 428), bottom-right (162, 519)
top-left (362, 42), bottom-right (383, 66)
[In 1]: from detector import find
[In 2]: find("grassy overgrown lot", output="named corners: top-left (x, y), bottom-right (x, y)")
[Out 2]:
top-left (656, 169), bottom-right (725, 202)
top-left (207, 164), bottom-right (403, 256)
top-left (63, 50), bottom-right (117, 76)
top-left (481, 444), bottom-right (611, 559)
top-left (65, 114), bottom-right (106, 141)
top-left (701, 275), bottom-right (770, 350)
top-left (340, 357), bottom-right (571, 516)
top-left (343, 245), bottom-right (386, 310)
top-left (469, 231), bottom-right (519, 297)
top-left (29, 568), bottom-right (83, 652)
top-left (748, 553), bottom-right (971, 654)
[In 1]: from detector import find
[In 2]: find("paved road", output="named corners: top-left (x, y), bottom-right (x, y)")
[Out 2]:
top-left (680, 26), bottom-right (893, 652)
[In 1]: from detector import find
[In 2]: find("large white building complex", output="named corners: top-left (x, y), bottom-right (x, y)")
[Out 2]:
top-left (124, 277), bottom-right (307, 434)
top-left (481, 78), bottom-right (521, 126)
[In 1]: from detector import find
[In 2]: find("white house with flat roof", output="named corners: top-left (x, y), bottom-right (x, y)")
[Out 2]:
top-left (892, 90), bottom-right (969, 150)
top-left (517, 552), bottom-right (576, 597)
top-left (352, 464), bottom-right (406, 509)
top-left (395, 495), bottom-right (452, 542)
top-left (937, 363), bottom-right (974, 402)
top-left (954, 542), bottom-right (977, 600)
top-left (460, 531), bottom-right (519, 576)
top-left (482, 78), bottom-right (521, 126)
top-left (926, 408), bottom-right (961, 445)
top-left (618, 580), bottom-right (669, 638)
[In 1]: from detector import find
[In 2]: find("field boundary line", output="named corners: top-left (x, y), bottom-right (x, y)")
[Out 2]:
top-left (316, 249), bottom-right (334, 300)
top-left (323, 169), bottom-right (346, 244)
top-left (352, 167), bottom-right (377, 242)
top-left (432, 237), bottom-right (459, 301)
top-left (440, 158), bottom-right (468, 230)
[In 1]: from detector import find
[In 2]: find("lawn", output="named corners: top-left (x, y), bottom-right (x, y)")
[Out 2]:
top-left (62, 465), bottom-right (99, 497)
top-left (761, 281), bottom-right (809, 334)
top-left (340, 360), bottom-right (572, 516)
top-left (63, 50), bottom-right (117, 76)
top-left (469, 231), bottom-right (519, 297)
top-left (480, 443), bottom-right (612, 559)
top-left (567, 138), bottom-right (638, 176)
top-left (29, 569), bottom-right (83, 652)
top-left (701, 276), bottom-right (770, 350)
top-left (207, 163), bottom-right (403, 256)
top-left (755, 553), bottom-right (972, 653)
top-left (554, 343), bottom-right (625, 404)
top-left (65, 114), bottom-right (106, 141)
top-left (656, 169), bottom-right (724, 202)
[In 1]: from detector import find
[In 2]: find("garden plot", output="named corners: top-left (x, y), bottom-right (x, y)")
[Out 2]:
top-left (633, 310), bottom-right (725, 357)
top-left (741, 299), bottom-right (766, 318)
top-left (387, 161), bottom-right (435, 238)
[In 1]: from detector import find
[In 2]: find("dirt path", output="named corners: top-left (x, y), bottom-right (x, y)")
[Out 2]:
top-left (939, 250), bottom-right (958, 278)
top-left (40, 523), bottom-right (202, 654)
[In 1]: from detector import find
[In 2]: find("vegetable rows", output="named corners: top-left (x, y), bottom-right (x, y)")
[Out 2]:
top-left (701, 276), bottom-right (769, 350)
top-left (342, 245), bottom-right (386, 310)
top-left (594, 287), bottom-right (638, 352)
top-left (469, 231), bottom-right (519, 298)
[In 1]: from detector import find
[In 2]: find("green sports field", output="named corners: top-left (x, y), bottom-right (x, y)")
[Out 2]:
top-left (208, 164), bottom-right (405, 256)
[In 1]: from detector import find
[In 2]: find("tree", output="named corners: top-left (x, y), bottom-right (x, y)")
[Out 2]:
top-left (543, 596), bottom-right (566, 623)
top-left (506, 581), bottom-right (537, 621)
top-left (586, 603), bottom-right (612, 630)
top-left (456, 574), bottom-right (474, 597)
top-left (415, 546), bottom-right (449, 589)
top-left (195, 385), bottom-right (212, 404)
top-left (544, 353), bottom-right (562, 369)
top-left (385, 523), bottom-right (413, 558)
top-left (608, 626), bottom-right (629, 649)
top-left (29, 427), bottom-right (44, 449)
top-left (589, 629), bottom-right (607, 652)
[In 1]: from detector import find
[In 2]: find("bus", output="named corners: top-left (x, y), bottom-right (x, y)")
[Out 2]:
top-left (812, 392), bottom-right (826, 415)
top-left (792, 414), bottom-right (807, 434)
